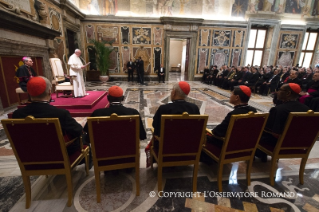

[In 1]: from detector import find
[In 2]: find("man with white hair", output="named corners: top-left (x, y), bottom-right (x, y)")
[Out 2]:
top-left (152, 81), bottom-right (200, 137)
top-left (16, 57), bottom-right (37, 92)
top-left (68, 49), bottom-right (87, 97)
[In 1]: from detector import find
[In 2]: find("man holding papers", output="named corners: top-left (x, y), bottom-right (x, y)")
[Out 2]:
top-left (68, 49), bottom-right (89, 97)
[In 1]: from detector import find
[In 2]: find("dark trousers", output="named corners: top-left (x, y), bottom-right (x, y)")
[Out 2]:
top-left (158, 74), bottom-right (165, 82)
top-left (309, 97), bottom-right (319, 112)
top-left (128, 70), bottom-right (133, 82)
top-left (259, 84), bottom-right (269, 95)
top-left (222, 79), bottom-right (230, 89)
top-left (229, 80), bottom-right (238, 91)
top-left (139, 70), bottom-right (144, 84)
top-left (200, 136), bottom-right (223, 164)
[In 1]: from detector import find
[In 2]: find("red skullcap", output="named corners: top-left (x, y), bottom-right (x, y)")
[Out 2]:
top-left (178, 81), bottom-right (190, 95)
top-left (288, 83), bottom-right (301, 94)
top-left (239, 85), bottom-right (251, 97)
top-left (22, 56), bottom-right (28, 61)
top-left (27, 77), bottom-right (46, 96)
top-left (108, 86), bottom-right (123, 97)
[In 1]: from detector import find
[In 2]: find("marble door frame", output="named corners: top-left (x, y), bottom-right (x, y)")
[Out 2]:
top-left (164, 31), bottom-right (198, 81)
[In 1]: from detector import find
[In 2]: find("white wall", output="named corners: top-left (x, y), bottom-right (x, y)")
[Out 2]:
top-left (169, 40), bottom-right (183, 71)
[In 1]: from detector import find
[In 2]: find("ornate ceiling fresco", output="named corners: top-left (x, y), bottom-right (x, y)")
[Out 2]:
top-left (68, 0), bottom-right (319, 19)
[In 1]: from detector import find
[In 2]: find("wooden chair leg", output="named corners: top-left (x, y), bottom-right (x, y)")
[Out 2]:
top-left (270, 157), bottom-right (277, 186)
top-left (217, 162), bottom-right (224, 192)
top-left (56, 90), bottom-right (59, 98)
top-left (65, 171), bottom-right (73, 207)
top-left (299, 157), bottom-right (307, 185)
top-left (84, 150), bottom-right (89, 176)
top-left (157, 165), bottom-right (163, 193)
top-left (95, 170), bottom-right (101, 203)
top-left (135, 164), bottom-right (140, 196)
top-left (17, 93), bottom-right (21, 105)
top-left (246, 159), bottom-right (254, 186)
top-left (22, 175), bottom-right (31, 209)
top-left (150, 152), bottom-right (154, 169)
top-left (192, 163), bottom-right (199, 193)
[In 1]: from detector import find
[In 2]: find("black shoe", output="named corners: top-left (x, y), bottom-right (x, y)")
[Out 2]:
top-left (50, 99), bottom-right (55, 102)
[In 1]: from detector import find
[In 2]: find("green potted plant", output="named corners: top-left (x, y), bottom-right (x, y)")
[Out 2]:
top-left (87, 39), bottom-right (114, 84)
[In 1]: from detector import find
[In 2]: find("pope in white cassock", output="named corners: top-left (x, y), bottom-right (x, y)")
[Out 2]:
top-left (68, 49), bottom-right (87, 97)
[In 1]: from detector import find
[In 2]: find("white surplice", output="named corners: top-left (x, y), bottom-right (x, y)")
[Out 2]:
top-left (68, 53), bottom-right (86, 97)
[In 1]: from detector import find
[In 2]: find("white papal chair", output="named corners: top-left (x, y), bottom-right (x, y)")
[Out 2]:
top-left (49, 58), bottom-right (74, 98)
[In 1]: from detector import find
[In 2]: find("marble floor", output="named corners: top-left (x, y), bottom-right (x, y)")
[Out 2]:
top-left (1, 73), bottom-right (319, 212)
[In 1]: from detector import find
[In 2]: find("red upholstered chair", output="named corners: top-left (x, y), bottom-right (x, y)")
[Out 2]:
top-left (150, 112), bottom-right (208, 193)
top-left (86, 113), bottom-right (140, 202)
top-left (1, 116), bottom-right (89, 209)
top-left (258, 110), bottom-right (319, 186)
top-left (203, 112), bottom-right (269, 192)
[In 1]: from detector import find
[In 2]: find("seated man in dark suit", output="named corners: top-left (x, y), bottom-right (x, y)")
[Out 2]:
top-left (244, 66), bottom-right (259, 87)
top-left (84, 86), bottom-right (146, 141)
top-left (256, 83), bottom-right (310, 162)
top-left (259, 69), bottom-right (280, 95)
top-left (229, 67), bottom-right (243, 91)
top-left (201, 86), bottom-right (257, 164)
top-left (238, 66), bottom-right (252, 85)
top-left (12, 77), bottom-right (83, 156)
top-left (286, 70), bottom-right (302, 86)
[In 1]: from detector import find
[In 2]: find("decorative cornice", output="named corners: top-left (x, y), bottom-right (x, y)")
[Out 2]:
top-left (160, 17), bottom-right (204, 25)
top-left (83, 15), bottom-right (162, 24)
top-left (0, 8), bottom-right (60, 39)
top-left (59, 0), bottom-right (85, 20)
top-left (63, 18), bottom-right (81, 32)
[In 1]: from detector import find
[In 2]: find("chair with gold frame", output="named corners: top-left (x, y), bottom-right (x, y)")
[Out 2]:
top-left (202, 112), bottom-right (269, 192)
top-left (258, 110), bottom-right (319, 186)
top-left (86, 113), bottom-right (140, 202)
top-left (150, 112), bottom-right (208, 193)
top-left (1, 116), bottom-right (89, 209)
top-left (49, 58), bottom-right (74, 98)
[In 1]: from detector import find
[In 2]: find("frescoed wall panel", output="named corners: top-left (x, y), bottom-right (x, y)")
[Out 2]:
top-left (154, 28), bottom-right (162, 45)
top-left (85, 25), bottom-right (96, 42)
top-left (275, 30), bottom-right (303, 66)
top-left (211, 49), bottom-right (230, 68)
top-left (133, 47), bottom-right (152, 73)
top-left (97, 26), bottom-right (119, 44)
top-left (197, 48), bottom-right (209, 74)
top-left (280, 34), bottom-right (299, 49)
top-left (231, 49), bottom-right (242, 67)
top-left (122, 46), bottom-right (131, 71)
top-left (109, 46), bottom-right (119, 73)
top-left (121, 26), bottom-right (130, 44)
top-left (154, 47), bottom-right (162, 73)
top-left (212, 30), bottom-right (231, 47)
top-left (133, 27), bottom-right (152, 45)
top-left (199, 29), bottom-right (210, 47)
top-left (277, 51), bottom-right (295, 66)
top-left (233, 30), bottom-right (245, 47)
top-left (196, 27), bottom-right (246, 74)
top-left (83, 23), bottom-right (163, 75)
